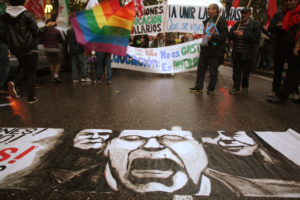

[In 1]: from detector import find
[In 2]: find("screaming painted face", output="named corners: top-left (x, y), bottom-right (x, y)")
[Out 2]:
top-left (104, 129), bottom-right (208, 193)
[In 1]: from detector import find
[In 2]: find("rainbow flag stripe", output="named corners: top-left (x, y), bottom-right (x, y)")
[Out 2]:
top-left (70, 0), bottom-right (136, 56)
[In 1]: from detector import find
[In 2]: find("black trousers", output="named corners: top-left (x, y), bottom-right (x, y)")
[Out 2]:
top-left (272, 44), bottom-right (296, 95)
top-left (279, 51), bottom-right (300, 99)
top-left (15, 52), bottom-right (38, 101)
top-left (232, 52), bottom-right (252, 90)
top-left (195, 52), bottom-right (221, 91)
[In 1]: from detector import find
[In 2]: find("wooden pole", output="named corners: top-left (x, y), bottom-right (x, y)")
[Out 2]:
top-left (215, 5), bottom-right (225, 27)
top-left (237, 0), bottom-right (254, 31)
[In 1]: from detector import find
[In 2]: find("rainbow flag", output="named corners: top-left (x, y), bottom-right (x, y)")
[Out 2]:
top-left (70, 0), bottom-right (136, 56)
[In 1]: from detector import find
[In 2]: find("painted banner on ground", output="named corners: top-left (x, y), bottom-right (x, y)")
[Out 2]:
top-left (112, 38), bottom-right (202, 74)
top-left (163, 5), bottom-right (243, 34)
top-left (0, 128), bottom-right (63, 180)
top-left (132, 4), bottom-right (166, 35)
top-left (0, 127), bottom-right (300, 197)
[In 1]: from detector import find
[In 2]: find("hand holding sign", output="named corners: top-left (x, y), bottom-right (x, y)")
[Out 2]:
top-left (234, 30), bottom-right (244, 37)
top-left (205, 24), bottom-right (219, 36)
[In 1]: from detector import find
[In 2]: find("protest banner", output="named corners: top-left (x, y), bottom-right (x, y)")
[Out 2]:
top-left (163, 5), bottom-right (243, 34)
top-left (25, 0), bottom-right (45, 19)
top-left (132, 4), bottom-right (166, 35)
top-left (164, 5), bottom-right (206, 34)
top-left (111, 39), bottom-right (202, 74)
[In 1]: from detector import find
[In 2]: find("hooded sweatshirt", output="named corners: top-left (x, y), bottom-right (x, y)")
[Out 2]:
top-left (4, 6), bottom-right (47, 56)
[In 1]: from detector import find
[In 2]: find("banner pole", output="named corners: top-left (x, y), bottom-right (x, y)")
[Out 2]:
top-left (215, 5), bottom-right (225, 27)
top-left (236, 0), bottom-right (253, 31)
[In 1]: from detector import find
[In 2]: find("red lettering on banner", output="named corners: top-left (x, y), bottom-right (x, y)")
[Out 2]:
top-left (145, 49), bottom-right (157, 56)
top-left (8, 146), bottom-right (38, 164)
top-left (0, 148), bottom-right (18, 162)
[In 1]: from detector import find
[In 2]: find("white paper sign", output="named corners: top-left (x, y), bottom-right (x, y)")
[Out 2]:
top-left (132, 4), bottom-right (166, 35)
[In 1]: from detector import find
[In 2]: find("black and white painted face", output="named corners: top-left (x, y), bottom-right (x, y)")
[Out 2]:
top-left (104, 129), bottom-right (208, 193)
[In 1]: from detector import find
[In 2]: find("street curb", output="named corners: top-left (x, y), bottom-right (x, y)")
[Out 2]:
top-left (253, 69), bottom-right (273, 78)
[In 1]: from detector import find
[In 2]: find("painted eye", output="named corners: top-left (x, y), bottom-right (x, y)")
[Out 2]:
top-left (160, 135), bottom-right (188, 141)
top-left (120, 135), bottom-right (144, 141)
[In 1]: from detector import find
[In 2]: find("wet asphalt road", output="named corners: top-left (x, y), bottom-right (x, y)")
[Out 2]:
top-left (0, 66), bottom-right (299, 132)
top-left (0, 66), bottom-right (300, 200)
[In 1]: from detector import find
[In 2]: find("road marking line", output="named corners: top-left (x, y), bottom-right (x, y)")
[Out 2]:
top-left (250, 74), bottom-right (272, 81)
top-left (221, 65), bottom-right (273, 81)
top-left (0, 103), bottom-right (11, 107)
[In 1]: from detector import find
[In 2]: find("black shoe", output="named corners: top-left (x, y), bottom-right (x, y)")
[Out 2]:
top-left (189, 87), bottom-right (203, 93)
top-left (291, 98), bottom-right (300, 104)
top-left (27, 97), bottom-right (39, 104)
top-left (267, 96), bottom-right (286, 104)
top-left (52, 75), bottom-right (62, 83)
top-left (229, 88), bottom-right (239, 94)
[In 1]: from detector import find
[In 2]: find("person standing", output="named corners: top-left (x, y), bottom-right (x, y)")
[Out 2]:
top-left (228, 8), bottom-right (261, 94)
top-left (0, 9), bottom-right (9, 95)
top-left (5, 0), bottom-right (56, 104)
top-left (190, 4), bottom-right (228, 94)
top-left (66, 26), bottom-right (91, 83)
top-left (87, 50), bottom-right (97, 78)
top-left (291, 27), bottom-right (300, 104)
top-left (267, 0), bottom-right (300, 103)
top-left (42, 18), bottom-right (64, 83)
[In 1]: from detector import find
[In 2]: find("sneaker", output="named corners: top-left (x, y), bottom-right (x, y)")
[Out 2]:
top-left (27, 97), bottom-right (39, 104)
top-left (8, 81), bottom-right (20, 98)
top-left (207, 90), bottom-right (215, 94)
top-left (291, 98), bottom-right (300, 104)
top-left (229, 88), bottom-right (240, 94)
top-left (268, 91), bottom-right (276, 97)
top-left (267, 96), bottom-right (285, 104)
top-left (81, 77), bottom-right (92, 82)
top-left (289, 93), bottom-right (299, 100)
top-left (73, 80), bottom-right (79, 83)
top-left (52, 75), bottom-right (62, 83)
top-left (189, 87), bottom-right (204, 93)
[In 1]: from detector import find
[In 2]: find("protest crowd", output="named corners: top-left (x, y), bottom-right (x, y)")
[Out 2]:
top-left (0, 0), bottom-right (299, 105)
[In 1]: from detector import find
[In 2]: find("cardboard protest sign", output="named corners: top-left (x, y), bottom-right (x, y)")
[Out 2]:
top-left (132, 4), bottom-right (166, 35)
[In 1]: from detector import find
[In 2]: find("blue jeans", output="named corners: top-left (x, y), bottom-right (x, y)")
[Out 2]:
top-left (0, 43), bottom-right (9, 89)
top-left (71, 53), bottom-right (88, 80)
top-left (95, 52), bottom-right (112, 82)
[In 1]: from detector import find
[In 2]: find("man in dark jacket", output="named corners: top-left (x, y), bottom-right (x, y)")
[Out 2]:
top-left (66, 26), bottom-right (91, 83)
top-left (267, 0), bottom-right (300, 103)
top-left (229, 8), bottom-right (261, 94)
top-left (5, 0), bottom-right (55, 104)
top-left (190, 4), bottom-right (228, 94)
top-left (0, 9), bottom-right (9, 95)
